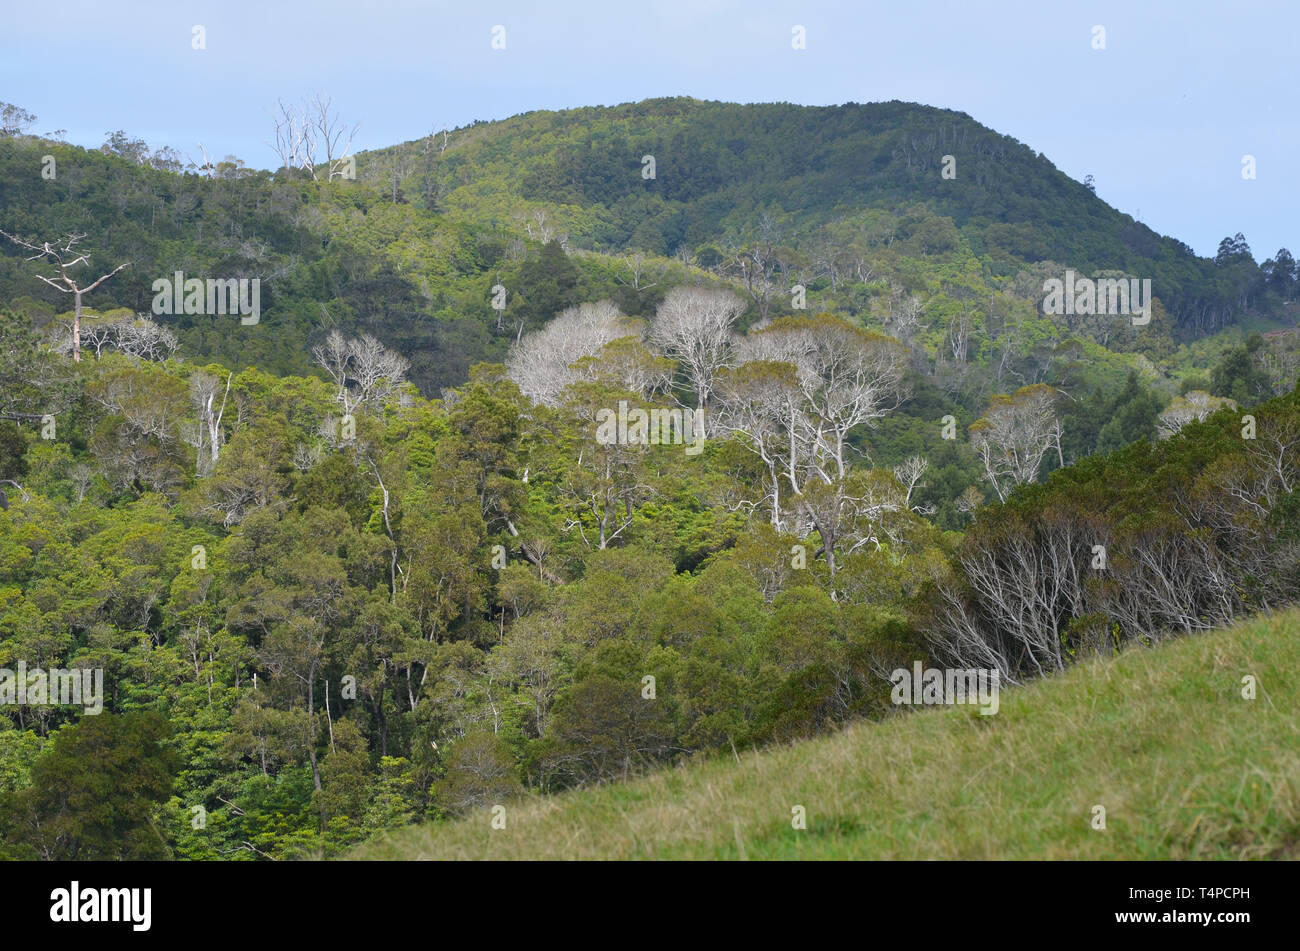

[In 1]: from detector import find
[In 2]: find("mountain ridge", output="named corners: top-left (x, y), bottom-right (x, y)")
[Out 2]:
top-left (0, 96), bottom-right (1285, 395)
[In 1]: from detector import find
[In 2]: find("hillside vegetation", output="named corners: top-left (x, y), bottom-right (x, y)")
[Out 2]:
top-left (355, 608), bottom-right (1300, 860)
top-left (1, 97), bottom-right (1298, 861)
top-left (376, 98), bottom-right (1220, 313)
top-left (3, 97), bottom-right (1297, 398)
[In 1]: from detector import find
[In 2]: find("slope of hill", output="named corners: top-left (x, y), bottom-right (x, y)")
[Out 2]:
top-left (2, 99), bottom-right (1297, 861)
top-left (367, 97), bottom-right (1241, 329)
top-left (353, 609), bottom-right (1300, 860)
top-left (1, 98), bottom-right (1285, 400)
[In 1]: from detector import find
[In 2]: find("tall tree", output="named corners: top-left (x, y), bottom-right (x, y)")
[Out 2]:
top-left (649, 285), bottom-right (745, 420)
top-left (969, 384), bottom-right (1063, 502)
top-left (0, 231), bottom-right (129, 363)
top-left (506, 300), bottom-right (636, 406)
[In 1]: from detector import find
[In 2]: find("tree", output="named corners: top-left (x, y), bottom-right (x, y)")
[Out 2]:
top-left (969, 384), bottom-right (1063, 502)
top-left (570, 335), bottom-right (674, 400)
top-left (724, 215), bottom-right (788, 322)
top-left (794, 469), bottom-right (909, 596)
top-left (510, 240), bottom-right (582, 338)
top-left (271, 99), bottom-right (315, 176)
top-left (85, 363), bottom-right (189, 495)
top-left (1263, 248), bottom-right (1295, 300)
top-left (269, 95), bottom-right (358, 180)
top-left (312, 330), bottom-right (410, 416)
top-left (1157, 390), bottom-right (1235, 440)
top-left (313, 720), bottom-right (372, 838)
top-left (189, 369), bottom-right (233, 471)
top-left (1095, 372), bottom-right (1162, 454)
top-left (100, 130), bottom-right (151, 164)
top-left (536, 675), bottom-right (676, 787)
top-left (1211, 336), bottom-right (1272, 406)
top-left (0, 231), bottom-right (130, 363)
top-left (0, 313), bottom-right (73, 423)
top-left (197, 417), bottom-right (291, 525)
top-left (1213, 233), bottom-right (1260, 312)
top-left (0, 101), bottom-right (37, 136)
top-left (715, 316), bottom-right (909, 528)
top-left (114, 316), bottom-right (180, 361)
top-left (557, 380), bottom-right (655, 551)
top-left (648, 285), bottom-right (745, 418)
top-left (737, 316), bottom-right (909, 480)
top-left (505, 300), bottom-right (637, 406)
top-left (1255, 330), bottom-right (1300, 396)
top-left (2, 712), bottom-right (178, 860)
top-left (714, 359), bottom-right (804, 524)
top-left (435, 731), bottom-right (521, 813)
top-left (1214, 233), bottom-right (1254, 267)
top-left (56, 313), bottom-right (179, 362)
top-left (308, 93), bottom-right (360, 182)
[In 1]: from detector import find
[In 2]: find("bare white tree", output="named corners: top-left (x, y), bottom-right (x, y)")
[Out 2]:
top-left (883, 289), bottom-right (926, 348)
top-left (517, 209), bottom-right (556, 244)
top-left (1156, 390), bottom-right (1235, 439)
top-left (312, 330), bottom-right (410, 415)
top-left (53, 315), bottom-right (117, 359)
top-left (68, 464), bottom-right (95, 502)
top-left (51, 314), bottom-right (177, 362)
top-left (270, 98), bottom-right (316, 175)
top-left (115, 317), bottom-right (179, 361)
top-left (725, 216), bottom-right (786, 322)
top-left (309, 92), bottom-right (359, 181)
top-left (270, 94), bottom-right (357, 180)
top-left (648, 286), bottom-right (746, 417)
top-left (1, 230), bottom-right (129, 362)
top-left (293, 442), bottom-right (324, 472)
top-left (505, 300), bottom-right (637, 407)
top-left (616, 252), bottom-right (657, 291)
top-left (713, 360), bottom-right (805, 524)
top-left (969, 384), bottom-right (1063, 502)
top-left (737, 317), bottom-right (909, 480)
top-left (793, 469), bottom-right (910, 597)
top-left (190, 370), bottom-right (232, 471)
top-left (423, 122), bottom-right (452, 157)
top-left (799, 321), bottom-right (910, 479)
top-left (191, 141), bottom-right (218, 178)
top-left (716, 317), bottom-right (909, 528)
top-left (893, 455), bottom-right (933, 513)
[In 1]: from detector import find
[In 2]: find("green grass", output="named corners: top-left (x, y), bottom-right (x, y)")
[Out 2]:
top-left (353, 611), bottom-right (1300, 859)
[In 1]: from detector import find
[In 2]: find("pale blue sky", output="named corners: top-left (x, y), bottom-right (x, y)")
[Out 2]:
top-left (2, 0), bottom-right (1294, 260)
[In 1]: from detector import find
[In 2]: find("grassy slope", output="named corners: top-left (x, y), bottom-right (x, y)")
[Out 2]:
top-left (355, 610), bottom-right (1300, 860)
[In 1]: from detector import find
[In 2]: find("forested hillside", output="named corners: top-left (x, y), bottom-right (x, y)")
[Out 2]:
top-left (0, 97), bottom-right (1297, 860)
top-left (371, 98), bottom-right (1244, 329)
top-left (0, 307), bottom-right (1295, 858)
top-left (3, 97), bottom-right (1297, 398)
top-left (357, 607), bottom-right (1300, 860)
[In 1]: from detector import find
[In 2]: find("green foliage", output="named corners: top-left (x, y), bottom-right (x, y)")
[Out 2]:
top-left (2, 96), bottom-right (1297, 861)
top-left (1210, 335), bottom-right (1274, 406)
top-left (0, 712), bottom-right (177, 860)
top-left (934, 385), bottom-right (1300, 680)
top-left (355, 606), bottom-right (1300, 860)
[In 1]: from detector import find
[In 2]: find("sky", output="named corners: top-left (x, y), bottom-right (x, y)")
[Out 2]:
top-left (2, 0), bottom-right (1294, 260)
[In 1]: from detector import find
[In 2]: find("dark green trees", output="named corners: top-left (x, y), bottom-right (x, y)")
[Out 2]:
top-left (1, 712), bottom-right (177, 860)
